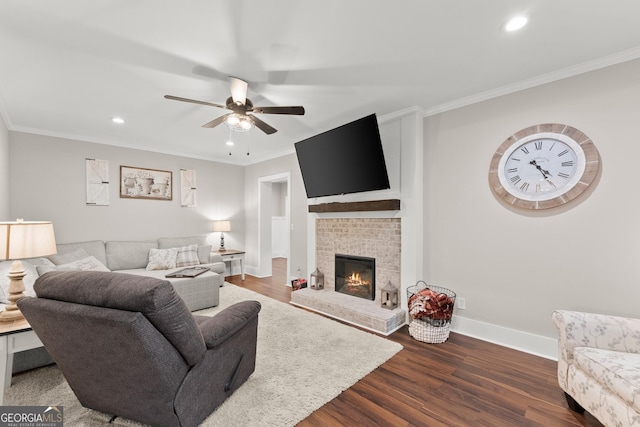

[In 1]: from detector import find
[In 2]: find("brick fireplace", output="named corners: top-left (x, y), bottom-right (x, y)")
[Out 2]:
top-left (290, 217), bottom-right (406, 335)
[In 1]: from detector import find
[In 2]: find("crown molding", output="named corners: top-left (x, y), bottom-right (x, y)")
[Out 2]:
top-left (423, 47), bottom-right (640, 117)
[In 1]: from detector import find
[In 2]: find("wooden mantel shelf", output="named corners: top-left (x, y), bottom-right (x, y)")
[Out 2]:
top-left (308, 199), bottom-right (401, 213)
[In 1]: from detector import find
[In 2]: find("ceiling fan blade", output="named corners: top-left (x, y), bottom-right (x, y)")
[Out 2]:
top-left (228, 76), bottom-right (248, 105)
top-left (165, 95), bottom-right (226, 109)
top-left (202, 114), bottom-right (230, 128)
top-left (250, 115), bottom-right (278, 135)
top-left (251, 105), bottom-right (305, 115)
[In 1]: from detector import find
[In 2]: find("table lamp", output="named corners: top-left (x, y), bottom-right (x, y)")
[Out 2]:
top-left (0, 219), bottom-right (57, 322)
top-left (212, 220), bottom-right (231, 251)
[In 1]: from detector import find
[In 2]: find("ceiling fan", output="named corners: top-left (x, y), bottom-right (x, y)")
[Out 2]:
top-left (164, 76), bottom-right (305, 135)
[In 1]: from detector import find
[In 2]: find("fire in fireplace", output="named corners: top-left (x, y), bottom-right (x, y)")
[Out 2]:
top-left (335, 254), bottom-right (375, 300)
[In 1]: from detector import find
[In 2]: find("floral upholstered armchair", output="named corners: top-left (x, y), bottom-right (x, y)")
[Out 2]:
top-left (552, 310), bottom-right (640, 427)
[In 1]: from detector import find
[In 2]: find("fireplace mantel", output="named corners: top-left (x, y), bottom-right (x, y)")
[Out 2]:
top-left (308, 199), bottom-right (400, 213)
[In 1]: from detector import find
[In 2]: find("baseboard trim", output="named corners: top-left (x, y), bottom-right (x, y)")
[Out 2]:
top-left (245, 266), bottom-right (268, 278)
top-left (450, 315), bottom-right (558, 360)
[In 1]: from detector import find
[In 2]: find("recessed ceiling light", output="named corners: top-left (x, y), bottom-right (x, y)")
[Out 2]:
top-left (111, 117), bottom-right (125, 124)
top-left (505, 16), bottom-right (528, 32)
top-left (226, 141), bottom-right (234, 146)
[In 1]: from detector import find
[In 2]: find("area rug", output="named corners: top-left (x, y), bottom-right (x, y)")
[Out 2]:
top-left (5, 283), bottom-right (403, 426)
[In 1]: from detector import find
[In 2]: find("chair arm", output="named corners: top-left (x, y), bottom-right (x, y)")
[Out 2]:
top-left (552, 310), bottom-right (640, 365)
top-left (199, 301), bottom-right (261, 348)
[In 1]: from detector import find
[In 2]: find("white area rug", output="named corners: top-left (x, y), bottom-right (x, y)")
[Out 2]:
top-left (6, 284), bottom-right (403, 426)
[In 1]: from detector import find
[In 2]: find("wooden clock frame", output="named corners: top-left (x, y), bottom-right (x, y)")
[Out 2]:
top-left (488, 123), bottom-right (600, 210)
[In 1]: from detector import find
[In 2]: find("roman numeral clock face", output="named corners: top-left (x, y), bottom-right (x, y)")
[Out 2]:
top-left (488, 124), bottom-right (600, 210)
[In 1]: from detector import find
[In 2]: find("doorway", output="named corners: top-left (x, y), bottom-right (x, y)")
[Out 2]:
top-left (258, 172), bottom-right (291, 285)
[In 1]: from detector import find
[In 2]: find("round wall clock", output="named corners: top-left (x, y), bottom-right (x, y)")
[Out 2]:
top-left (488, 123), bottom-right (600, 210)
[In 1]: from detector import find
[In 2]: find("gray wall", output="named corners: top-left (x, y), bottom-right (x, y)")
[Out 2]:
top-left (0, 115), bottom-right (8, 219)
top-left (244, 153), bottom-right (308, 278)
top-left (9, 132), bottom-right (245, 246)
top-left (424, 57), bottom-right (640, 339)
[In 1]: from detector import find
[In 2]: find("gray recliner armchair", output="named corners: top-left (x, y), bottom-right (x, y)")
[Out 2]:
top-left (18, 270), bottom-right (261, 427)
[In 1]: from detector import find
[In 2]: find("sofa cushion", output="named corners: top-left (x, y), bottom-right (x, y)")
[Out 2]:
top-left (49, 248), bottom-right (90, 265)
top-left (157, 236), bottom-right (207, 249)
top-left (574, 347), bottom-right (640, 413)
top-left (146, 248), bottom-right (178, 270)
top-left (176, 245), bottom-right (200, 268)
top-left (54, 241), bottom-right (107, 267)
top-left (106, 241), bottom-right (157, 271)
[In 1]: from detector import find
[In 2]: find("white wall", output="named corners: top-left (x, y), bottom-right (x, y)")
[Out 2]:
top-left (9, 132), bottom-right (245, 244)
top-left (424, 58), bottom-right (640, 354)
top-left (271, 182), bottom-right (286, 217)
top-left (0, 115), bottom-right (9, 220)
top-left (244, 153), bottom-right (307, 278)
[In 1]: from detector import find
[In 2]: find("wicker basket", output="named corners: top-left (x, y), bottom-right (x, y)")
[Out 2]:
top-left (407, 281), bottom-right (456, 344)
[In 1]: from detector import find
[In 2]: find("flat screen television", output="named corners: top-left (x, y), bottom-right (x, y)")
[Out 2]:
top-left (294, 114), bottom-right (390, 198)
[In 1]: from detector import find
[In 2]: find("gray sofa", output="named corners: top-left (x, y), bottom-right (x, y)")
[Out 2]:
top-left (47, 235), bottom-right (225, 311)
top-left (14, 235), bottom-right (226, 375)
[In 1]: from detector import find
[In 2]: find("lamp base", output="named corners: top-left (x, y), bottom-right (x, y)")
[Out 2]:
top-left (219, 233), bottom-right (226, 251)
top-left (0, 308), bottom-right (25, 322)
top-left (0, 261), bottom-right (27, 322)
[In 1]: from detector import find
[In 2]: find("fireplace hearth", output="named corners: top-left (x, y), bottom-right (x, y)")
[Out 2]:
top-left (290, 217), bottom-right (404, 335)
top-left (335, 254), bottom-right (375, 300)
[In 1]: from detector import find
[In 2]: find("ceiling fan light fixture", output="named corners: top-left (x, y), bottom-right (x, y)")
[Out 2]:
top-left (224, 113), bottom-right (253, 132)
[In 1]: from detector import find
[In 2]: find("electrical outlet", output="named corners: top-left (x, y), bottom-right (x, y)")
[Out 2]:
top-left (458, 297), bottom-right (466, 310)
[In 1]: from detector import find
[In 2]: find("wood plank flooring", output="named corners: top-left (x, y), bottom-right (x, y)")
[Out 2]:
top-left (226, 259), bottom-right (603, 426)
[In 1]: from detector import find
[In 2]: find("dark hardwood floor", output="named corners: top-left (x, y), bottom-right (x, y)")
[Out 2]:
top-left (226, 258), bottom-right (603, 427)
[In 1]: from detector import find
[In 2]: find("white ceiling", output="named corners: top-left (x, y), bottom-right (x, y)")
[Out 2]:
top-left (2, 1), bottom-right (640, 166)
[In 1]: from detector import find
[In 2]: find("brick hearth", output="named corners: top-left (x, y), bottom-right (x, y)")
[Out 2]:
top-left (290, 217), bottom-right (406, 335)
top-left (290, 288), bottom-right (406, 335)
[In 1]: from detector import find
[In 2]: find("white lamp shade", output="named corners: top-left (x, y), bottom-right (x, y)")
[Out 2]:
top-left (212, 220), bottom-right (231, 233)
top-left (0, 221), bottom-right (57, 260)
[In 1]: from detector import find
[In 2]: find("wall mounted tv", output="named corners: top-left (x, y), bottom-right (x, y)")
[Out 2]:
top-left (295, 114), bottom-right (390, 199)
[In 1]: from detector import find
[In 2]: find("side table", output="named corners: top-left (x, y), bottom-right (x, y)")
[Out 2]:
top-left (212, 249), bottom-right (246, 280)
top-left (0, 318), bottom-right (43, 405)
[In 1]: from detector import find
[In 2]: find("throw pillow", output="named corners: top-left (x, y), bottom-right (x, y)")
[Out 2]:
top-left (176, 244), bottom-right (200, 268)
top-left (48, 248), bottom-right (91, 265)
top-left (146, 248), bottom-right (178, 270)
top-left (51, 256), bottom-right (111, 272)
top-left (37, 256), bottom-right (111, 275)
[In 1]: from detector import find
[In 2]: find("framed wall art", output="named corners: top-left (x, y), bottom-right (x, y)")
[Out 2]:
top-left (120, 166), bottom-right (172, 201)
top-left (86, 158), bottom-right (110, 206)
top-left (180, 168), bottom-right (196, 207)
